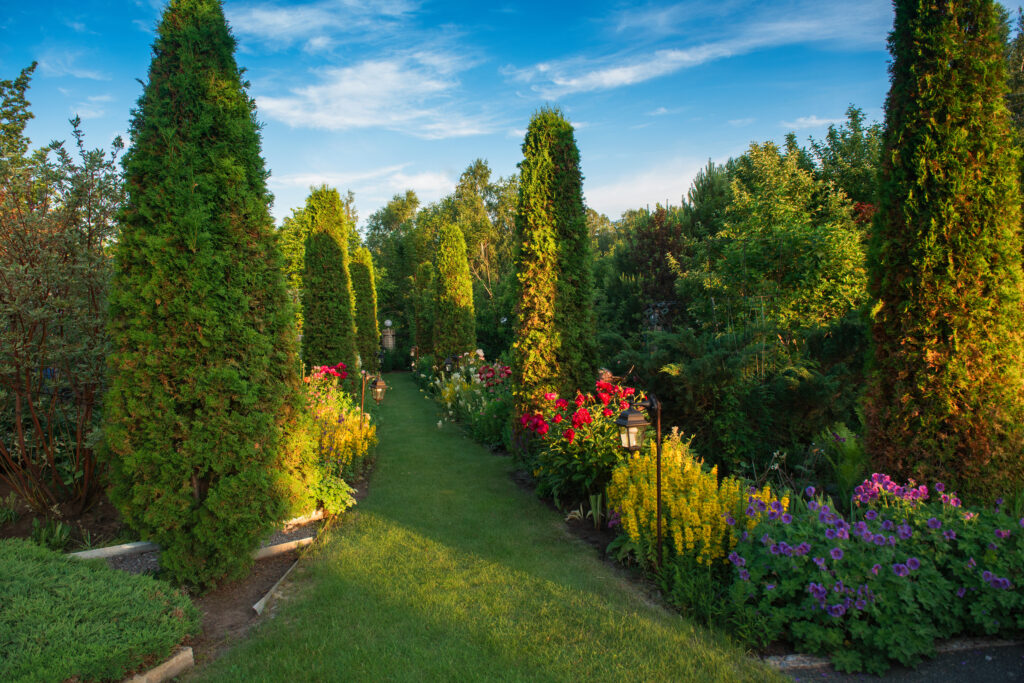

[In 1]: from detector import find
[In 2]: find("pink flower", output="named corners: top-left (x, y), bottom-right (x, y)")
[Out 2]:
top-left (544, 392), bottom-right (558, 401)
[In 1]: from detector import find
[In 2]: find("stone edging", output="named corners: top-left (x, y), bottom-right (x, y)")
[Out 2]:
top-left (124, 646), bottom-right (193, 682)
top-left (765, 637), bottom-right (1023, 672)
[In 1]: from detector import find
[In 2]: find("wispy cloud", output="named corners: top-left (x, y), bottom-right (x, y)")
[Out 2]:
top-left (71, 94), bottom-right (114, 120)
top-left (37, 50), bottom-right (109, 81)
top-left (585, 156), bottom-right (707, 219)
top-left (226, 0), bottom-right (418, 53)
top-left (506, 1), bottom-right (890, 98)
top-left (729, 117), bottom-right (755, 127)
top-left (269, 163), bottom-right (410, 188)
top-left (781, 115), bottom-right (845, 129)
top-left (257, 52), bottom-right (494, 139)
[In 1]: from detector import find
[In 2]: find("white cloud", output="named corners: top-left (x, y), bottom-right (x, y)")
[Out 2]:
top-left (584, 157), bottom-right (706, 219)
top-left (256, 53), bottom-right (494, 139)
top-left (269, 163), bottom-right (410, 188)
top-left (385, 170), bottom-right (453, 196)
top-left (781, 115), bottom-right (845, 129)
top-left (37, 50), bottom-right (109, 81)
top-left (506, 1), bottom-right (891, 98)
top-left (729, 117), bottom-right (755, 127)
top-left (71, 94), bottom-right (114, 120)
top-left (226, 0), bottom-right (418, 52)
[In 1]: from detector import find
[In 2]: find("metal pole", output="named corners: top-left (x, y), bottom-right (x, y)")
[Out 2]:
top-left (654, 394), bottom-right (663, 570)
top-left (359, 371), bottom-right (367, 434)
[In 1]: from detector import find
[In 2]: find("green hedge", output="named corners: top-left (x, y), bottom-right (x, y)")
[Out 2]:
top-left (0, 539), bottom-right (199, 682)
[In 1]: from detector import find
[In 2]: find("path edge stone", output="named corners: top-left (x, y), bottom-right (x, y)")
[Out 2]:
top-left (125, 646), bottom-right (193, 682)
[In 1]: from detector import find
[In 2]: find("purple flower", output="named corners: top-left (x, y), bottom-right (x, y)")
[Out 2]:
top-left (795, 542), bottom-right (811, 556)
top-left (829, 604), bottom-right (847, 617)
top-left (897, 524), bottom-right (913, 540)
top-left (830, 547), bottom-right (844, 561)
top-left (934, 482), bottom-right (945, 493)
top-left (805, 486), bottom-right (816, 498)
top-left (892, 563), bottom-right (910, 577)
top-left (766, 584), bottom-right (776, 591)
top-left (968, 557), bottom-right (976, 568)
top-left (988, 542), bottom-right (998, 551)
top-left (781, 513), bottom-right (793, 524)
top-left (768, 509), bottom-right (780, 520)
top-left (907, 557), bottom-right (920, 571)
top-left (1019, 518), bottom-right (1024, 528)
top-left (982, 570), bottom-right (994, 583)
top-left (728, 552), bottom-right (746, 567)
top-left (770, 544), bottom-right (780, 555)
top-left (871, 564), bottom-right (881, 575)
top-left (760, 533), bottom-right (772, 545)
top-left (865, 510), bottom-right (878, 521)
top-left (855, 599), bottom-right (867, 610)
top-left (882, 520), bottom-right (894, 531)
top-left (738, 568), bottom-right (750, 581)
top-left (995, 529), bottom-right (1010, 540)
top-left (771, 500), bottom-right (783, 513)
top-left (746, 506), bottom-right (756, 517)
top-left (808, 501), bottom-right (819, 511)
top-left (927, 517), bottom-right (941, 529)
top-left (873, 535), bottom-right (886, 546)
top-left (995, 497), bottom-right (1004, 507)
top-left (825, 528), bottom-right (837, 540)
top-left (956, 587), bottom-right (967, 598)
top-left (813, 556), bottom-right (826, 567)
top-left (943, 529), bottom-right (956, 541)
top-left (725, 516), bottom-right (735, 526)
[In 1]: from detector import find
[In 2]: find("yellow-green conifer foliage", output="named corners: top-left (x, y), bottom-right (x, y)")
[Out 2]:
top-left (867, 0), bottom-right (1024, 501)
top-left (350, 246), bottom-right (380, 372)
top-left (103, 0), bottom-right (300, 586)
top-left (301, 185), bottom-right (359, 371)
top-left (433, 222), bottom-right (475, 360)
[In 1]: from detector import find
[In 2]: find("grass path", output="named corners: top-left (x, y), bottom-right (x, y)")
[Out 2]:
top-left (195, 373), bottom-right (781, 682)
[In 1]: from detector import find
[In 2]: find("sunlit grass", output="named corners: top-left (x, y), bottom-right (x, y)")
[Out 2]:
top-left (194, 373), bottom-right (781, 682)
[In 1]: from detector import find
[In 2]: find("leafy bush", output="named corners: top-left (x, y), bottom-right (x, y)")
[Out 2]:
top-left (520, 380), bottom-right (636, 507)
top-left (279, 364), bottom-right (377, 518)
top-left (1, 65), bottom-right (123, 514)
top-left (729, 477), bottom-right (1024, 673)
top-left (0, 538), bottom-right (199, 681)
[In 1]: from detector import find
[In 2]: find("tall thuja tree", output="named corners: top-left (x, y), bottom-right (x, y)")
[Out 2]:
top-left (512, 111), bottom-right (561, 416)
top-left (301, 185), bottom-right (358, 371)
top-left (350, 246), bottom-right (380, 372)
top-left (433, 222), bottom-right (475, 360)
top-left (867, 0), bottom-right (1024, 501)
top-left (413, 260), bottom-right (435, 356)
top-left (104, 0), bottom-right (300, 586)
top-left (544, 110), bottom-right (597, 392)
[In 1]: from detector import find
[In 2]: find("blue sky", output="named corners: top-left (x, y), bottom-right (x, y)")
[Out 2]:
top-left (2, 1), bottom-right (1021, 227)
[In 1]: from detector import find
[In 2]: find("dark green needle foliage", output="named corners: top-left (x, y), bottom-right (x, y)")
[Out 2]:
top-left (433, 222), bottom-right (476, 361)
top-left (103, 0), bottom-right (301, 587)
top-left (351, 246), bottom-right (381, 372)
top-left (301, 185), bottom-right (359, 371)
top-left (413, 260), bottom-right (435, 356)
top-left (867, 0), bottom-right (1024, 501)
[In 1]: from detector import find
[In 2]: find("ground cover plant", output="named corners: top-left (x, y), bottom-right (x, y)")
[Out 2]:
top-left (0, 538), bottom-right (199, 681)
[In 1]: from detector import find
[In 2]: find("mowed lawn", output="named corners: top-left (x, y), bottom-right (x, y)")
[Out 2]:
top-left (194, 373), bottom-right (781, 682)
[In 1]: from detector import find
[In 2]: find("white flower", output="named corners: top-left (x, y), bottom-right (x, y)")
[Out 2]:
top-left (437, 420), bottom-right (443, 429)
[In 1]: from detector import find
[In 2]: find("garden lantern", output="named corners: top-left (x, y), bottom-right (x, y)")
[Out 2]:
top-left (614, 406), bottom-right (648, 452)
top-left (382, 319), bottom-right (395, 351)
top-left (371, 376), bottom-right (387, 404)
top-left (443, 356), bottom-right (454, 374)
top-left (616, 393), bottom-right (664, 569)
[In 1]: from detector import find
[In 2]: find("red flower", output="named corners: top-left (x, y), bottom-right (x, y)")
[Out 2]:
top-left (603, 408), bottom-right (614, 418)
top-left (544, 392), bottom-right (558, 401)
top-left (536, 422), bottom-right (550, 436)
top-left (555, 398), bottom-right (569, 410)
top-left (623, 387), bottom-right (635, 396)
top-left (519, 415), bottom-right (529, 427)
top-left (574, 393), bottom-right (585, 407)
top-left (334, 362), bottom-right (346, 370)
top-left (572, 408), bottom-right (593, 428)
top-left (595, 380), bottom-right (614, 393)
top-left (619, 400), bottom-right (630, 411)
top-left (564, 428), bottom-right (576, 444)
top-left (553, 414), bottom-right (563, 423)
top-left (597, 392), bottom-right (611, 406)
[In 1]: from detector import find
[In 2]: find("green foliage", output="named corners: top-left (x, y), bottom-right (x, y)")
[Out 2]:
top-left (809, 105), bottom-right (883, 206)
top-left (0, 493), bottom-right (18, 525)
top-left (351, 247), bottom-right (381, 372)
top-left (1, 65), bottom-right (123, 515)
top-left (511, 109), bottom-right (564, 416)
top-left (815, 423), bottom-right (869, 513)
top-left (731, 485), bottom-right (1024, 674)
top-left (103, 0), bottom-right (301, 587)
top-left (433, 221), bottom-right (476, 360)
top-left (29, 517), bottom-right (71, 551)
top-left (412, 261), bottom-right (435, 356)
top-left (867, 0), bottom-right (1024, 502)
top-left (0, 538), bottom-right (199, 682)
top-left (301, 185), bottom-right (359, 371)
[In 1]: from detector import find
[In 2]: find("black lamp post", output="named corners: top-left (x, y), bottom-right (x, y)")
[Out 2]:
top-left (443, 356), bottom-right (454, 374)
top-left (615, 393), bottom-right (663, 569)
top-left (371, 376), bottom-right (387, 404)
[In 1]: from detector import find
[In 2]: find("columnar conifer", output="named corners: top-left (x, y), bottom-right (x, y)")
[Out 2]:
top-left (350, 246), bottom-right (380, 372)
top-left (433, 222), bottom-right (475, 360)
top-left (867, 0), bottom-right (1024, 500)
top-left (413, 260), bottom-right (435, 356)
top-left (512, 108), bottom-right (596, 415)
top-left (301, 185), bottom-right (359, 371)
top-left (103, 0), bottom-right (300, 586)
